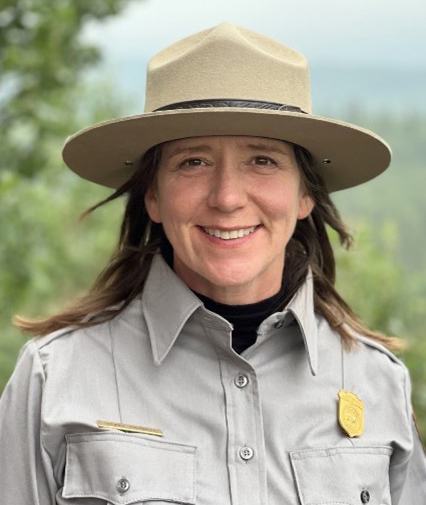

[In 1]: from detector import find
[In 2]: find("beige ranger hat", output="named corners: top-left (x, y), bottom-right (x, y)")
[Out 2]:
top-left (62, 23), bottom-right (391, 192)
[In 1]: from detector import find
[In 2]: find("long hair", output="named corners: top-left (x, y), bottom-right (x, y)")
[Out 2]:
top-left (14, 142), bottom-right (401, 350)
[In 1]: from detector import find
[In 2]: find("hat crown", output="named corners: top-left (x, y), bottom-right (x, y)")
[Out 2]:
top-left (144, 23), bottom-right (312, 113)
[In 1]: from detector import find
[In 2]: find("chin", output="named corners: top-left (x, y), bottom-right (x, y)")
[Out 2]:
top-left (201, 265), bottom-right (260, 288)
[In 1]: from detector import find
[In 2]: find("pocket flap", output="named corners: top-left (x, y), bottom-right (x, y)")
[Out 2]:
top-left (290, 446), bottom-right (392, 505)
top-left (63, 432), bottom-right (197, 504)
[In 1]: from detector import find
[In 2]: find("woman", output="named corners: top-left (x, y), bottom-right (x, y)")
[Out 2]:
top-left (0, 23), bottom-right (425, 505)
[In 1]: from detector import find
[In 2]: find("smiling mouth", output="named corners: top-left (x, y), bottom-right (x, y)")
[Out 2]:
top-left (201, 226), bottom-right (257, 240)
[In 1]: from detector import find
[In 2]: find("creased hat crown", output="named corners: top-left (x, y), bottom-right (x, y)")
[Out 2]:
top-left (145, 23), bottom-right (312, 113)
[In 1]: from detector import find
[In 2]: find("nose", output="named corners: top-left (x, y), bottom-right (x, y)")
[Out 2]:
top-left (207, 160), bottom-right (247, 212)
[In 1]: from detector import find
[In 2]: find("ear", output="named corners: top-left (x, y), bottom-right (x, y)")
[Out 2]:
top-left (297, 194), bottom-right (314, 220)
top-left (144, 186), bottom-right (162, 223)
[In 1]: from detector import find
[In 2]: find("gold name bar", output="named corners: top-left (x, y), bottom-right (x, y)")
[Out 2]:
top-left (97, 420), bottom-right (164, 437)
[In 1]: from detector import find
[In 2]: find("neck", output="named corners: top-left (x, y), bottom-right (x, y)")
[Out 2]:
top-left (173, 259), bottom-right (284, 304)
top-left (190, 282), bottom-right (282, 305)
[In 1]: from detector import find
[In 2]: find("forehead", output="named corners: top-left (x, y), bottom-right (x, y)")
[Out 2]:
top-left (161, 135), bottom-right (295, 157)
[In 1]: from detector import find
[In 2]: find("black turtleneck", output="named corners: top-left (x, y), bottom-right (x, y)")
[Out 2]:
top-left (195, 285), bottom-right (289, 354)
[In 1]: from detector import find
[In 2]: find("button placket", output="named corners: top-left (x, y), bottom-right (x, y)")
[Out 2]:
top-left (219, 356), bottom-right (266, 502)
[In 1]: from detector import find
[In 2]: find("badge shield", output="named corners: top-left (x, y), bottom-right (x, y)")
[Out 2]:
top-left (338, 390), bottom-right (364, 437)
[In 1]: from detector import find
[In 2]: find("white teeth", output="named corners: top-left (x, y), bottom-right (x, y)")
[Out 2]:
top-left (203, 226), bottom-right (256, 240)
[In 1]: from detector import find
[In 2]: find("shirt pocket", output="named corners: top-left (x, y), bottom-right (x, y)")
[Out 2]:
top-left (62, 431), bottom-right (197, 505)
top-left (290, 446), bottom-right (392, 505)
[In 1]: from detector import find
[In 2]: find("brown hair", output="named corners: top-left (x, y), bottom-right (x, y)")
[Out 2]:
top-left (14, 143), bottom-right (402, 350)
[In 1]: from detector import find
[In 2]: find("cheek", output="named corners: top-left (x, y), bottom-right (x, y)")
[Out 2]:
top-left (263, 184), bottom-right (304, 220)
top-left (145, 178), bottom-right (190, 226)
top-left (155, 195), bottom-right (193, 236)
top-left (163, 181), bottom-right (204, 224)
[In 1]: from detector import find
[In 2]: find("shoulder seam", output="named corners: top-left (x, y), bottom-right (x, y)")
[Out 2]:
top-left (33, 327), bottom-right (75, 351)
top-left (354, 333), bottom-right (405, 367)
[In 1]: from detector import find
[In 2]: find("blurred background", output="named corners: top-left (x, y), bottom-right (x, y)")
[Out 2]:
top-left (1, 0), bottom-right (425, 441)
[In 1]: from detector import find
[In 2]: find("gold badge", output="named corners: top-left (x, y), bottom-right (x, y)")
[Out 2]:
top-left (338, 390), bottom-right (364, 437)
top-left (97, 420), bottom-right (163, 437)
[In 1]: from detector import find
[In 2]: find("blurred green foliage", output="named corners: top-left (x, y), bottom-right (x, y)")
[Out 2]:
top-left (0, 0), bottom-right (130, 179)
top-left (0, 1), bottom-right (425, 448)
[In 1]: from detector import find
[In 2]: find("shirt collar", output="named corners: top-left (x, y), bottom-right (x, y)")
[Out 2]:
top-left (286, 269), bottom-right (318, 375)
top-left (141, 255), bottom-right (203, 365)
top-left (141, 255), bottom-right (318, 374)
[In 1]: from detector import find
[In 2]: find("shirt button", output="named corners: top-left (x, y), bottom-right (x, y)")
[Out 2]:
top-left (234, 373), bottom-right (249, 388)
top-left (116, 478), bottom-right (130, 493)
top-left (239, 446), bottom-right (254, 460)
top-left (360, 490), bottom-right (370, 503)
top-left (274, 320), bottom-right (284, 329)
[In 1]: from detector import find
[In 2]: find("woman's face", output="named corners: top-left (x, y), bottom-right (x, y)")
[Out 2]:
top-left (145, 136), bottom-right (314, 303)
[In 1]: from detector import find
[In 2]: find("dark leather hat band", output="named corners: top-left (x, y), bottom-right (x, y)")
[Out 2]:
top-left (155, 99), bottom-right (307, 113)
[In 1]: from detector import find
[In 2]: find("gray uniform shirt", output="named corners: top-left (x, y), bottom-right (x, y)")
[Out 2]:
top-left (1, 254), bottom-right (425, 504)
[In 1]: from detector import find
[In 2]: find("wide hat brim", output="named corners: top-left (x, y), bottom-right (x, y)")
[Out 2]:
top-left (62, 107), bottom-right (391, 192)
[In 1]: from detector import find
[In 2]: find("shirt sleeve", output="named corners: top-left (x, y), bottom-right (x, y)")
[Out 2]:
top-left (0, 341), bottom-right (57, 505)
top-left (397, 417), bottom-right (426, 504)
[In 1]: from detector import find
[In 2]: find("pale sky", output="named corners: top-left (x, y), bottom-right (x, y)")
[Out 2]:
top-left (83, 0), bottom-right (425, 67)
top-left (81, 0), bottom-right (426, 113)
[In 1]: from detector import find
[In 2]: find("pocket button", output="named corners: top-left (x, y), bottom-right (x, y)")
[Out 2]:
top-left (116, 478), bottom-right (130, 493)
top-left (360, 490), bottom-right (370, 503)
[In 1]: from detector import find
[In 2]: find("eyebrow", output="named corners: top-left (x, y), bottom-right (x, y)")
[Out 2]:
top-left (167, 144), bottom-right (213, 157)
top-left (166, 141), bottom-right (291, 158)
top-left (244, 142), bottom-right (291, 156)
